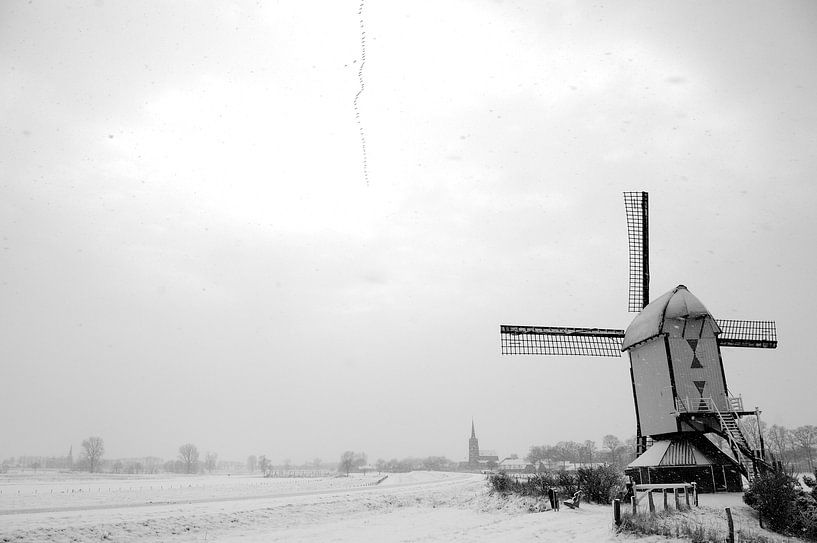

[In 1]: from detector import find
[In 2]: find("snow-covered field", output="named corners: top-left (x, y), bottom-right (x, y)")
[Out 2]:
top-left (0, 471), bottom-right (782, 542)
top-left (0, 471), bottom-right (386, 512)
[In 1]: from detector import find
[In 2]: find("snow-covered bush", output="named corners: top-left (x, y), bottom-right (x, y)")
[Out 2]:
top-left (744, 470), bottom-right (817, 539)
top-left (488, 469), bottom-right (619, 502)
top-left (576, 465), bottom-right (625, 504)
top-left (556, 470), bottom-right (578, 496)
top-left (487, 472), bottom-right (551, 497)
top-left (744, 471), bottom-right (798, 532)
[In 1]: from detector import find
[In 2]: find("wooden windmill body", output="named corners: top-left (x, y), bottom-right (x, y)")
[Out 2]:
top-left (500, 192), bottom-right (777, 491)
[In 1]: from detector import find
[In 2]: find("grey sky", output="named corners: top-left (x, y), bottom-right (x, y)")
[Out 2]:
top-left (1, 1), bottom-right (816, 464)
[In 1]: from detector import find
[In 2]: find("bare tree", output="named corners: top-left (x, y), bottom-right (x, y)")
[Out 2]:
top-left (792, 425), bottom-right (817, 471)
top-left (81, 436), bottom-right (105, 473)
top-left (204, 452), bottom-right (218, 473)
top-left (580, 440), bottom-right (596, 464)
top-left (258, 455), bottom-right (271, 476)
top-left (178, 443), bottom-right (200, 474)
top-left (526, 445), bottom-right (553, 467)
top-left (247, 455), bottom-right (257, 473)
top-left (602, 434), bottom-right (621, 464)
top-left (553, 441), bottom-right (580, 468)
top-left (738, 416), bottom-right (768, 452)
top-left (338, 451), bottom-right (367, 475)
top-left (767, 425), bottom-right (790, 463)
top-left (339, 451), bottom-right (355, 475)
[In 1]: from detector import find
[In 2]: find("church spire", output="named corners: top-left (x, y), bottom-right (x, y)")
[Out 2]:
top-left (469, 419), bottom-right (480, 465)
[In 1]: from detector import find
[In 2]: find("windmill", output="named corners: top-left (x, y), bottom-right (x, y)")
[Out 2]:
top-left (500, 192), bottom-right (777, 491)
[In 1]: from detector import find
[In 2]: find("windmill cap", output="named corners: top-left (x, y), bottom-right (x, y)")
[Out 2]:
top-left (622, 285), bottom-right (718, 350)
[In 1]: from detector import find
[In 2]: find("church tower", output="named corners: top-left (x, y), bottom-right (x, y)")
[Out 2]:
top-left (468, 420), bottom-right (480, 464)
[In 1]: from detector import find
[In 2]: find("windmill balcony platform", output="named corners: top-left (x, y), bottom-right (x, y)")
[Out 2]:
top-left (674, 395), bottom-right (755, 416)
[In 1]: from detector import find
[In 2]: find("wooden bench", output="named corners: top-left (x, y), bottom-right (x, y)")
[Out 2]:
top-left (562, 491), bottom-right (583, 509)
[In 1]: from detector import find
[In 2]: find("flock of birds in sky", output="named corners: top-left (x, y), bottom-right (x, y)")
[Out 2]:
top-left (354, 0), bottom-right (369, 186)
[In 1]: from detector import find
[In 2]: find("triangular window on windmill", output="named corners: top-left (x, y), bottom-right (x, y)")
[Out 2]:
top-left (693, 380), bottom-right (708, 410)
top-left (688, 339), bottom-right (703, 368)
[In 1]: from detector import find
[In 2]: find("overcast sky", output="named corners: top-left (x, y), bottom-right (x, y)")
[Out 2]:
top-left (1, 1), bottom-right (816, 465)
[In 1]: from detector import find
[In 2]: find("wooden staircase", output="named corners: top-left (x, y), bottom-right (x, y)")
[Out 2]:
top-left (713, 407), bottom-right (773, 481)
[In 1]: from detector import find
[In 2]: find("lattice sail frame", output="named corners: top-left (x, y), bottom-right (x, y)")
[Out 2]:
top-left (624, 191), bottom-right (649, 312)
top-left (500, 325), bottom-right (624, 356)
top-left (716, 319), bottom-right (778, 348)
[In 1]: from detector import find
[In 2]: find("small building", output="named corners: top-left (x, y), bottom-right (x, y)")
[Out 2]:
top-left (497, 457), bottom-right (534, 473)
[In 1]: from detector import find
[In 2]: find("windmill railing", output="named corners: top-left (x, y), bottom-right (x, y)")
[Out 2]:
top-left (728, 395), bottom-right (744, 412)
top-left (675, 395), bottom-right (743, 414)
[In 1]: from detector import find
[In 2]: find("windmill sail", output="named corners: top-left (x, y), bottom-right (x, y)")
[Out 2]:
top-left (624, 191), bottom-right (649, 312)
top-left (716, 319), bottom-right (777, 348)
top-left (500, 325), bottom-right (624, 356)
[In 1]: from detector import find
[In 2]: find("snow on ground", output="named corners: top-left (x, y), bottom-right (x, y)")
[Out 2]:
top-left (0, 472), bottom-right (386, 512)
top-left (624, 490), bottom-right (799, 543)
top-left (0, 471), bottom-right (790, 542)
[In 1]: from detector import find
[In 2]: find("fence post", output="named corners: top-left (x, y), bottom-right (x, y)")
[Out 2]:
top-left (726, 507), bottom-right (735, 543)
top-left (673, 488), bottom-right (680, 509)
top-left (631, 495), bottom-right (637, 516)
top-left (684, 486), bottom-right (690, 508)
top-left (648, 491), bottom-right (655, 514)
top-left (692, 483), bottom-right (698, 506)
top-left (663, 489), bottom-right (668, 511)
top-left (613, 499), bottom-right (621, 526)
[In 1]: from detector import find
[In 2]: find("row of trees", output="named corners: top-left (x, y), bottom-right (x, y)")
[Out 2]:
top-left (373, 456), bottom-right (457, 473)
top-left (246, 455), bottom-right (325, 476)
top-left (335, 453), bottom-right (464, 474)
top-left (526, 435), bottom-right (635, 469)
top-left (738, 419), bottom-right (817, 472)
top-left (74, 437), bottom-right (219, 474)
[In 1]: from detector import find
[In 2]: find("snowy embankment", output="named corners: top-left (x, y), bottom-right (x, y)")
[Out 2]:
top-left (0, 471), bottom-right (779, 543)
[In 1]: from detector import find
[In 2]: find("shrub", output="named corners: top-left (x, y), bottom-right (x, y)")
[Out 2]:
top-left (744, 470), bottom-right (817, 539)
top-left (577, 465), bottom-right (625, 504)
top-left (527, 473), bottom-right (553, 496)
top-left (489, 468), bottom-right (625, 505)
top-left (744, 471), bottom-right (798, 532)
top-left (488, 470), bottom-right (578, 499)
top-left (488, 471), bottom-right (519, 495)
top-left (796, 500), bottom-right (817, 540)
top-left (556, 470), bottom-right (578, 496)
